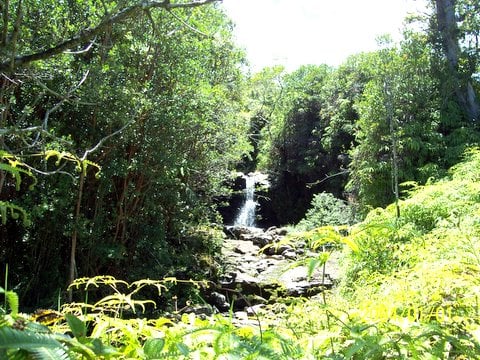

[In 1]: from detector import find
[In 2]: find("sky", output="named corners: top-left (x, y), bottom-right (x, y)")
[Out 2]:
top-left (221, 0), bottom-right (429, 72)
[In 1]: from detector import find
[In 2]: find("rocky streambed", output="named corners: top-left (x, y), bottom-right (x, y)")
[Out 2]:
top-left (205, 226), bottom-right (341, 314)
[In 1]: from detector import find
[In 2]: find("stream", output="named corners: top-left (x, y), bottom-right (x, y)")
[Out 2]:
top-left (205, 173), bottom-right (341, 316)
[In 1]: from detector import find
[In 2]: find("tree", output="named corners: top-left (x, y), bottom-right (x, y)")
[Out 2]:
top-left (1, 0), bottom-right (249, 306)
top-left (0, 0), bottom-right (219, 72)
top-left (348, 34), bottom-right (442, 212)
top-left (432, 0), bottom-right (479, 121)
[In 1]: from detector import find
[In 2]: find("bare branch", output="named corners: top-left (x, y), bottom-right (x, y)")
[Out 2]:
top-left (32, 70), bottom-right (94, 105)
top-left (306, 170), bottom-right (350, 188)
top-left (144, 9), bottom-right (157, 36)
top-left (0, 125), bottom-right (41, 135)
top-left (0, 72), bottom-right (20, 84)
top-left (63, 40), bottom-right (95, 55)
top-left (35, 70), bottom-right (93, 132)
top-left (81, 119), bottom-right (133, 161)
top-left (167, 8), bottom-right (211, 38)
top-left (22, 161), bottom-right (76, 181)
top-left (0, 0), bottom-right (221, 72)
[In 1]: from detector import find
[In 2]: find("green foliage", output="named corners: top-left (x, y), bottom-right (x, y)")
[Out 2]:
top-left (0, 152), bottom-right (36, 226)
top-left (0, 327), bottom-right (70, 360)
top-left (296, 192), bottom-right (355, 230)
top-left (1, 0), bottom-right (250, 306)
top-left (255, 148), bottom-right (479, 359)
top-left (253, 64), bottom-right (356, 223)
top-left (348, 33), bottom-right (443, 212)
top-left (1, 275), bottom-right (309, 359)
top-left (0, 286), bottom-right (19, 317)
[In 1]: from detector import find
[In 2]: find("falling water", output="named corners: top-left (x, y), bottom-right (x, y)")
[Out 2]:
top-left (234, 173), bottom-right (257, 227)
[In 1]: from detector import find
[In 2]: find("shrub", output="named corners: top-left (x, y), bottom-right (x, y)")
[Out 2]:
top-left (296, 192), bottom-right (354, 230)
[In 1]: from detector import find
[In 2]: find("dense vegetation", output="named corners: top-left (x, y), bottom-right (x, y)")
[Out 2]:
top-left (0, 0), bottom-right (250, 306)
top-left (2, 146), bottom-right (480, 358)
top-left (1, 0), bottom-right (480, 358)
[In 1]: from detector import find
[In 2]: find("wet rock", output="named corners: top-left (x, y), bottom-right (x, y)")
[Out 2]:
top-left (226, 225), bottom-right (252, 239)
top-left (218, 225), bottom-right (339, 311)
top-left (210, 291), bottom-right (230, 312)
top-left (266, 226), bottom-right (289, 236)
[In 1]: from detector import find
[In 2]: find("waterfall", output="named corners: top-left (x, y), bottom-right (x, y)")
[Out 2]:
top-left (233, 173), bottom-right (257, 227)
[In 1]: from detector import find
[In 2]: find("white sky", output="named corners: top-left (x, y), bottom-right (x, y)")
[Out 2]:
top-left (221, 0), bottom-right (429, 72)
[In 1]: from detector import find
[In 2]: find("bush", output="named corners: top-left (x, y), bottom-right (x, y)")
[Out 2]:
top-left (296, 192), bottom-right (354, 230)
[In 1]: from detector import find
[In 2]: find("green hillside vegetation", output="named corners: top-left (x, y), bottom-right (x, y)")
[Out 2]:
top-left (2, 149), bottom-right (480, 359)
top-left (1, 0), bottom-right (480, 358)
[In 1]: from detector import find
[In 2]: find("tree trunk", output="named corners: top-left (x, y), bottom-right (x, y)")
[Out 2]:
top-left (435, 0), bottom-right (480, 121)
top-left (68, 170), bottom-right (85, 302)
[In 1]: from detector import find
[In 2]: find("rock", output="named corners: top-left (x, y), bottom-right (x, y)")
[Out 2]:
top-left (219, 225), bottom-right (339, 311)
top-left (181, 304), bottom-right (214, 316)
top-left (246, 304), bottom-right (265, 316)
top-left (227, 226), bottom-right (252, 239)
top-left (282, 251), bottom-right (297, 260)
top-left (278, 266), bottom-right (331, 296)
top-left (234, 311), bottom-right (249, 321)
top-left (247, 294), bottom-right (268, 305)
top-left (265, 226), bottom-right (288, 236)
top-left (210, 291), bottom-right (230, 312)
top-left (251, 234), bottom-right (273, 248)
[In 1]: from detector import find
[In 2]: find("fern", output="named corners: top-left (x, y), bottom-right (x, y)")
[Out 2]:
top-left (30, 347), bottom-right (70, 360)
top-left (0, 286), bottom-right (19, 316)
top-left (0, 327), bottom-right (69, 360)
top-left (0, 152), bottom-right (37, 226)
top-left (43, 150), bottom-right (101, 177)
top-left (0, 201), bottom-right (31, 226)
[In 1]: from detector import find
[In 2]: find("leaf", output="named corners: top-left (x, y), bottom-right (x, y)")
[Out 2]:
top-left (306, 254), bottom-right (329, 281)
top-left (30, 346), bottom-right (70, 360)
top-left (0, 287), bottom-right (19, 316)
top-left (176, 342), bottom-right (190, 356)
top-left (143, 338), bottom-right (165, 359)
top-left (89, 338), bottom-right (119, 357)
top-left (341, 237), bottom-right (360, 253)
top-left (65, 314), bottom-right (86, 339)
top-left (0, 327), bottom-right (69, 360)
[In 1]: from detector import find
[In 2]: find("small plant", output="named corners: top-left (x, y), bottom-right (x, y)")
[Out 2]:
top-left (296, 192), bottom-right (355, 231)
top-left (1, 275), bottom-right (308, 359)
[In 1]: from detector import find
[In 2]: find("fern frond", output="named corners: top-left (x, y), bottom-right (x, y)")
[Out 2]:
top-left (0, 162), bottom-right (36, 191)
top-left (5, 349), bottom-right (31, 360)
top-left (0, 201), bottom-right (31, 226)
top-left (129, 279), bottom-right (168, 296)
top-left (30, 346), bottom-right (70, 360)
top-left (81, 159), bottom-right (101, 177)
top-left (42, 150), bottom-right (101, 177)
top-left (94, 293), bottom-right (155, 314)
top-left (0, 286), bottom-right (19, 316)
top-left (0, 327), bottom-right (68, 357)
top-left (68, 275), bottom-right (128, 291)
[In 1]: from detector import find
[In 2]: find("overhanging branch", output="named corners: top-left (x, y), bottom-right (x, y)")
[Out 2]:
top-left (0, 0), bottom-right (221, 72)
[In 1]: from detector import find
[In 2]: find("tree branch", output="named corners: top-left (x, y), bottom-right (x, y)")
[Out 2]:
top-left (167, 7), bottom-right (211, 37)
top-left (0, 0), bottom-right (221, 72)
top-left (81, 119), bottom-right (133, 161)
